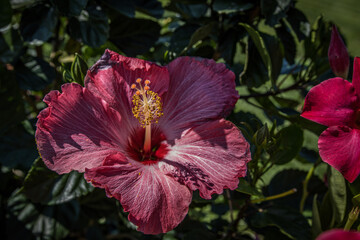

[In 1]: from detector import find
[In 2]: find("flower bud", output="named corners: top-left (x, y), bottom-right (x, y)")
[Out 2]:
top-left (328, 25), bottom-right (350, 79)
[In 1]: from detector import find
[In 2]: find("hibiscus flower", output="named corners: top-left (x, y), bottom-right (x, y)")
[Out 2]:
top-left (35, 50), bottom-right (251, 234)
top-left (316, 229), bottom-right (360, 240)
top-left (301, 57), bottom-right (360, 183)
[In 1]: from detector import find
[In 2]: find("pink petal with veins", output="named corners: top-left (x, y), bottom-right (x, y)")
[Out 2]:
top-left (85, 49), bottom-right (170, 128)
top-left (36, 83), bottom-right (125, 174)
top-left (163, 119), bottom-right (251, 199)
top-left (84, 153), bottom-right (192, 235)
top-left (161, 57), bottom-right (239, 138)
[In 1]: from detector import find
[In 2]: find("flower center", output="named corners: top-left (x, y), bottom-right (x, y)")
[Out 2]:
top-left (126, 127), bottom-right (169, 165)
top-left (131, 78), bottom-right (163, 153)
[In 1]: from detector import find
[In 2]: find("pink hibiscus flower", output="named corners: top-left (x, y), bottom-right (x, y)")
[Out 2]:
top-left (35, 50), bottom-right (251, 234)
top-left (316, 229), bottom-right (360, 240)
top-left (301, 57), bottom-right (360, 183)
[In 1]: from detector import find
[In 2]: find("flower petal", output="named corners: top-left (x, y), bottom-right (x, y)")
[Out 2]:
top-left (316, 229), bottom-right (360, 240)
top-left (84, 154), bottom-right (192, 235)
top-left (163, 119), bottom-right (251, 199)
top-left (318, 126), bottom-right (360, 183)
top-left (36, 83), bottom-right (125, 174)
top-left (328, 25), bottom-right (350, 79)
top-left (301, 78), bottom-right (358, 127)
top-left (353, 57), bottom-right (360, 96)
top-left (85, 49), bottom-right (170, 128)
top-left (161, 57), bottom-right (239, 137)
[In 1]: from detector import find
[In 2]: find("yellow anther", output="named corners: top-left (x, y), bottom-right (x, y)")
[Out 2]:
top-left (131, 84), bottom-right (136, 89)
top-left (144, 86), bottom-right (150, 91)
top-left (132, 90), bottom-right (163, 127)
top-left (136, 78), bottom-right (142, 83)
top-left (145, 80), bottom-right (151, 85)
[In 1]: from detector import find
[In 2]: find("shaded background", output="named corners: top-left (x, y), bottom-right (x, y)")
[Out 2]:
top-left (1, 0), bottom-right (360, 239)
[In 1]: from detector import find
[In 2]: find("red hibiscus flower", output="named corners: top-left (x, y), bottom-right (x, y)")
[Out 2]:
top-left (301, 57), bottom-right (360, 183)
top-left (35, 50), bottom-right (251, 234)
top-left (316, 229), bottom-right (360, 240)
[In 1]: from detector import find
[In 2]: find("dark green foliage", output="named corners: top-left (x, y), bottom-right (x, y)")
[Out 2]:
top-left (20, 4), bottom-right (58, 43)
top-left (68, 5), bottom-right (109, 47)
top-left (0, 0), bottom-right (357, 239)
top-left (109, 15), bottom-right (161, 56)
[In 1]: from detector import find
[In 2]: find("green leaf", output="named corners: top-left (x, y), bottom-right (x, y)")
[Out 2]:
top-left (260, 0), bottom-right (292, 27)
top-left (218, 29), bottom-right (241, 64)
top-left (100, 0), bottom-right (135, 17)
top-left (253, 123), bottom-right (269, 147)
top-left (240, 23), bottom-right (273, 87)
top-left (15, 55), bottom-right (56, 91)
top-left (0, 66), bottom-right (25, 130)
top-left (51, 0), bottom-right (88, 17)
top-left (352, 194), bottom-right (360, 207)
top-left (71, 53), bottom-right (88, 85)
top-left (109, 15), bottom-right (160, 56)
top-left (0, 0), bottom-right (12, 28)
top-left (173, 3), bottom-right (208, 18)
top-left (22, 158), bottom-right (94, 205)
top-left (169, 24), bottom-right (199, 54)
top-left (213, 0), bottom-right (254, 14)
top-left (349, 176), bottom-right (360, 196)
top-left (134, 0), bottom-right (164, 18)
top-left (267, 169), bottom-right (326, 209)
top-left (7, 191), bottom-right (79, 240)
top-left (187, 22), bottom-right (217, 50)
top-left (251, 205), bottom-right (311, 240)
top-left (68, 5), bottom-right (109, 47)
top-left (286, 8), bottom-right (310, 41)
top-left (319, 191), bottom-right (335, 230)
top-left (276, 23), bottom-right (296, 65)
top-left (20, 4), bottom-right (58, 43)
top-left (328, 167), bottom-right (347, 225)
top-left (270, 125), bottom-right (304, 165)
top-left (236, 178), bottom-right (263, 197)
top-left (0, 28), bottom-right (23, 63)
top-left (312, 195), bottom-right (322, 238)
top-left (0, 123), bottom-right (37, 170)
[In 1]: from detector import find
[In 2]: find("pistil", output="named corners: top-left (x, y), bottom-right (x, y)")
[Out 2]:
top-left (131, 78), bottom-right (163, 153)
top-left (144, 124), bottom-right (151, 152)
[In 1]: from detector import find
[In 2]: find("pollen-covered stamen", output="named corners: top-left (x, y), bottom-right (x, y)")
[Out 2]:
top-left (131, 78), bottom-right (163, 153)
top-left (131, 79), bottom-right (163, 126)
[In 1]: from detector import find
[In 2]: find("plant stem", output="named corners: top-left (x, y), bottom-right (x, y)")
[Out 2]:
top-left (251, 188), bottom-right (297, 204)
top-left (344, 207), bottom-right (360, 230)
top-left (299, 165), bottom-right (315, 212)
top-left (241, 80), bottom-right (305, 100)
top-left (225, 189), bottom-right (234, 223)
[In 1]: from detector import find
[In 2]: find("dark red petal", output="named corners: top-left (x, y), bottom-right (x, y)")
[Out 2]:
top-left (161, 57), bottom-right (239, 138)
top-left (353, 57), bottom-right (360, 96)
top-left (163, 119), bottom-right (251, 199)
top-left (316, 229), bottom-right (360, 240)
top-left (84, 155), bottom-right (192, 235)
top-left (301, 78), bottom-right (358, 127)
top-left (328, 25), bottom-right (350, 79)
top-left (318, 126), bottom-right (360, 183)
top-left (85, 49), bottom-right (170, 128)
top-left (36, 83), bottom-right (125, 174)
